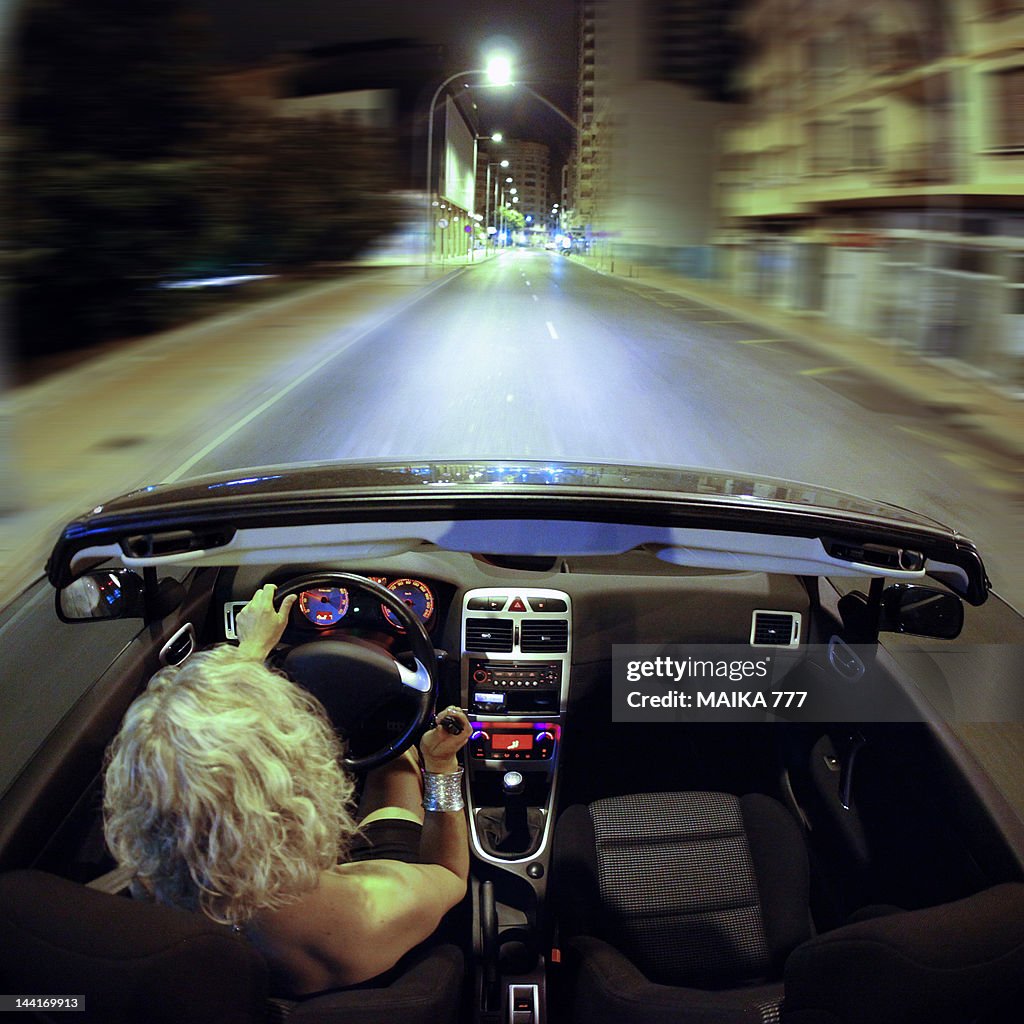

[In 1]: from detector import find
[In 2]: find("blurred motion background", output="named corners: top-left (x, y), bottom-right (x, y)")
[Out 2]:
top-left (0, 0), bottom-right (1021, 600)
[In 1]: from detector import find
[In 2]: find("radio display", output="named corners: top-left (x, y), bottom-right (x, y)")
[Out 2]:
top-left (475, 692), bottom-right (505, 705)
top-left (492, 733), bottom-right (534, 751)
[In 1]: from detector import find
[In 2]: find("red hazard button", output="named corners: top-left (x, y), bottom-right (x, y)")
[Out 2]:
top-left (509, 597), bottom-right (527, 612)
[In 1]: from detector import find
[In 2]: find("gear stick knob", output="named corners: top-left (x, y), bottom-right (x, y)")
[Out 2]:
top-left (502, 770), bottom-right (525, 797)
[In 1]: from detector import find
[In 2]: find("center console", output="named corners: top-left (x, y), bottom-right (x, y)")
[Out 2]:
top-left (460, 588), bottom-right (571, 1024)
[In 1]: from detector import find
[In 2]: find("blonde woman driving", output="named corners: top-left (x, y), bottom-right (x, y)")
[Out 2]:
top-left (103, 584), bottom-right (470, 996)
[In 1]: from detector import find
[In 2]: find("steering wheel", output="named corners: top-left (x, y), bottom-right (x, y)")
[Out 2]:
top-left (273, 573), bottom-right (438, 773)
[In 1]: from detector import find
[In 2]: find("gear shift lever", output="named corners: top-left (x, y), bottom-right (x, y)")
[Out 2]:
top-left (502, 770), bottom-right (530, 851)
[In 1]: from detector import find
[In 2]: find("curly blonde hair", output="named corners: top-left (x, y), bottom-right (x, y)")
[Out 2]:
top-left (103, 646), bottom-right (359, 926)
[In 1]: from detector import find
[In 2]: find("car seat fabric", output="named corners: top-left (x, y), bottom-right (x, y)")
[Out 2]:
top-left (578, 792), bottom-right (810, 989)
top-left (554, 791), bottom-right (1024, 1024)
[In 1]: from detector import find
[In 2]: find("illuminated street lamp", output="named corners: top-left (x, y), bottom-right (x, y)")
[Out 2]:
top-left (424, 56), bottom-right (513, 266)
top-left (484, 157), bottom-right (511, 248)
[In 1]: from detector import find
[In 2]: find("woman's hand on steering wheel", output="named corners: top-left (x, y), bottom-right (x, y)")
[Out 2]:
top-left (236, 583), bottom-right (297, 661)
top-left (268, 573), bottom-right (440, 773)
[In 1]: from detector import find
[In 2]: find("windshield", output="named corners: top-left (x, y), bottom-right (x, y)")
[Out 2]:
top-left (2, 0), bottom-right (1022, 606)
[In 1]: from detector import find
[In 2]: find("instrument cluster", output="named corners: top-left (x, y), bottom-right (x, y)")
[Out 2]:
top-left (293, 575), bottom-right (437, 634)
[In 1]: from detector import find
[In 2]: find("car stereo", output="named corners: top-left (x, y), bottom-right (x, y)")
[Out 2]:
top-left (469, 658), bottom-right (561, 714)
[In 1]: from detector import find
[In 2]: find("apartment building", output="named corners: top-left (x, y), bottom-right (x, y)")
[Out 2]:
top-left (571, 0), bottom-right (741, 261)
top-left (476, 140), bottom-right (551, 240)
top-left (719, 0), bottom-right (1024, 380)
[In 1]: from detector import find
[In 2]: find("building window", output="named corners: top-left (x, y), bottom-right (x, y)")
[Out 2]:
top-left (808, 120), bottom-right (846, 172)
top-left (809, 33), bottom-right (847, 81)
top-left (993, 67), bottom-right (1024, 149)
top-left (850, 110), bottom-right (882, 168)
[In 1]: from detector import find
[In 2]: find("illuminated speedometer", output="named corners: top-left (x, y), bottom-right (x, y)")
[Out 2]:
top-left (382, 578), bottom-right (435, 630)
top-left (299, 587), bottom-right (349, 627)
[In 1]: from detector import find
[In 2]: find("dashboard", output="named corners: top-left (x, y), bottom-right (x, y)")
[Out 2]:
top-left (217, 552), bottom-right (813, 664)
top-left (223, 573), bottom-right (450, 643)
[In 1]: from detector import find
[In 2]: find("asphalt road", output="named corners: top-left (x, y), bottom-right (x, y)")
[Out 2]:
top-left (180, 251), bottom-right (1021, 605)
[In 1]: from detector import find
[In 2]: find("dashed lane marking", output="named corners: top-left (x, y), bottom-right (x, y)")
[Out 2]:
top-left (942, 452), bottom-right (1020, 493)
top-left (897, 424), bottom-right (950, 448)
top-left (736, 338), bottom-right (783, 345)
top-left (897, 425), bottom-right (1020, 494)
top-left (799, 366), bottom-right (846, 377)
top-left (532, 294), bottom-right (539, 302)
top-left (546, 321), bottom-right (559, 340)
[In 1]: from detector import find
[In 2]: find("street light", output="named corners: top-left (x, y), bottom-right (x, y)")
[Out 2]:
top-left (424, 55), bottom-right (513, 266)
top-left (484, 158), bottom-right (511, 249)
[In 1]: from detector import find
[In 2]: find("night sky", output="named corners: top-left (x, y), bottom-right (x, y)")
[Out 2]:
top-left (195, 0), bottom-right (578, 156)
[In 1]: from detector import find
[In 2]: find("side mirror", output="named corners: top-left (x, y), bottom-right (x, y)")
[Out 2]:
top-left (57, 569), bottom-right (145, 622)
top-left (881, 583), bottom-right (964, 639)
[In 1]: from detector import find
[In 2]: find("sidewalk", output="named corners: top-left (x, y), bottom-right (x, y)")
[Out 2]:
top-left (0, 258), bottom-right (479, 605)
top-left (569, 254), bottom-right (1024, 475)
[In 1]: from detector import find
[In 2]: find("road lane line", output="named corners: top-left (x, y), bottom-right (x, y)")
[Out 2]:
top-left (942, 452), bottom-right (1019, 493)
top-left (165, 270), bottom-right (463, 482)
top-left (532, 294), bottom-right (539, 302)
top-left (898, 425), bottom-right (1019, 494)
top-left (737, 338), bottom-right (782, 345)
top-left (799, 366), bottom-right (846, 377)
top-left (546, 321), bottom-right (559, 340)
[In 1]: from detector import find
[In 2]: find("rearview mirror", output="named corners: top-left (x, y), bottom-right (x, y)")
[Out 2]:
top-left (57, 569), bottom-right (145, 622)
top-left (881, 583), bottom-right (963, 639)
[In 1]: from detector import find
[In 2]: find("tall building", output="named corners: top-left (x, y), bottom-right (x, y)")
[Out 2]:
top-left (572, 0), bottom-right (742, 260)
top-left (476, 140), bottom-right (551, 239)
top-left (718, 0), bottom-right (1024, 381)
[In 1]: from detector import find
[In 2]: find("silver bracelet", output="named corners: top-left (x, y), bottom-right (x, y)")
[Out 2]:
top-left (422, 768), bottom-right (465, 812)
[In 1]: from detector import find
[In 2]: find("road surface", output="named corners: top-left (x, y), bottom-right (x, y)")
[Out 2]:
top-left (177, 251), bottom-right (1021, 605)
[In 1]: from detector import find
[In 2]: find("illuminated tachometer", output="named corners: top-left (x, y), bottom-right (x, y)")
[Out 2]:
top-left (299, 587), bottom-right (349, 627)
top-left (382, 578), bottom-right (435, 630)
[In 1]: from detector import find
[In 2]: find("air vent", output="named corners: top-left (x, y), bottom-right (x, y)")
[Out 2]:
top-left (750, 610), bottom-right (801, 648)
top-left (465, 618), bottom-right (514, 653)
top-left (520, 620), bottom-right (569, 653)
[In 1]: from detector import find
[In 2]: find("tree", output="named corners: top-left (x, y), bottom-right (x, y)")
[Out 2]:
top-left (7, 0), bottom-right (219, 354)
top-left (6, 0), bottom-right (404, 358)
top-left (499, 205), bottom-right (526, 230)
top-left (201, 111), bottom-right (402, 269)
